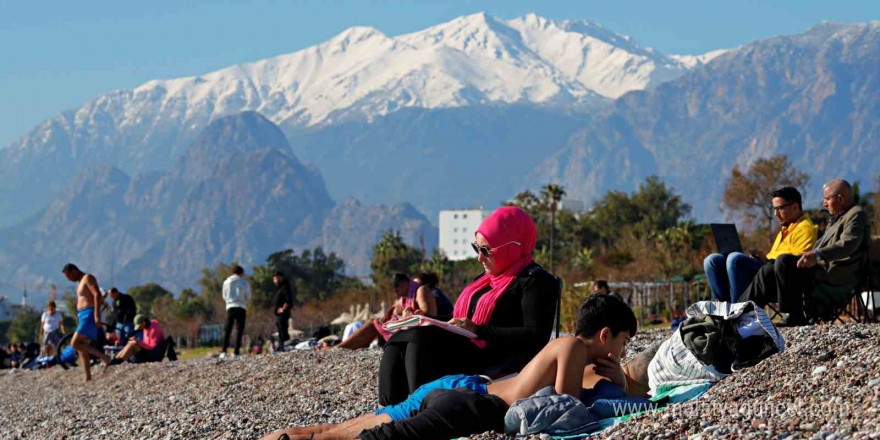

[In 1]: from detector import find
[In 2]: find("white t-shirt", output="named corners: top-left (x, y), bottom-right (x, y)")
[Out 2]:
top-left (42, 311), bottom-right (62, 333)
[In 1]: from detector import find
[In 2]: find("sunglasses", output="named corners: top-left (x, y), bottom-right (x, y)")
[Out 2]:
top-left (471, 240), bottom-right (522, 258)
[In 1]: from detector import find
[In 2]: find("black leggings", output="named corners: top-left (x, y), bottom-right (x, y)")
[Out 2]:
top-left (357, 388), bottom-right (508, 440)
top-left (223, 307), bottom-right (246, 354)
top-left (378, 326), bottom-right (489, 406)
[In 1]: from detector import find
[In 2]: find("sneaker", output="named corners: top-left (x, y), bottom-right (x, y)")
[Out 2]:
top-left (218, 352), bottom-right (227, 359)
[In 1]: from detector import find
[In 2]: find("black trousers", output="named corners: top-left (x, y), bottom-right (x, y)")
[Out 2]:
top-left (740, 254), bottom-right (815, 317)
top-left (357, 388), bottom-right (508, 440)
top-left (379, 326), bottom-right (490, 406)
top-left (222, 307), bottom-right (246, 354)
top-left (275, 313), bottom-right (290, 343)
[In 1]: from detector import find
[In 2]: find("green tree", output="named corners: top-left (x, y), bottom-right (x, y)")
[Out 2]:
top-left (540, 184), bottom-right (567, 275)
top-left (370, 231), bottom-right (424, 288)
top-left (586, 176), bottom-right (691, 244)
top-left (127, 283), bottom-right (173, 316)
top-left (8, 309), bottom-right (41, 343)
top-left (651, 221), bottom-right (698, 279)
top-left (254, 247), bottom-right (354, 305)
top-left (722, 155), bottom-right (809, 241)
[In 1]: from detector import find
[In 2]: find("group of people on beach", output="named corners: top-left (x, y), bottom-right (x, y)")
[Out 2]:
top-left (53, 176), bottom-right (868, 439)
top-left (255, 177), bottom-right (868, 440)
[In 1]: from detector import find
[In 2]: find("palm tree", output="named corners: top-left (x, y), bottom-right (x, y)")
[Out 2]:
top-left (540, 184), bottom-right (566, 274)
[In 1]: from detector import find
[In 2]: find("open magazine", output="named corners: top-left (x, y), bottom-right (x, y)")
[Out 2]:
top-left (382, 315), bottom-right (477, 339)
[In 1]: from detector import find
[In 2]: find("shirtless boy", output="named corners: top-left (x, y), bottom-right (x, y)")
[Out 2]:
top-left (260, 294), bottom-right (637, 440)
top-left (62, 263), bottom-right (111, 381)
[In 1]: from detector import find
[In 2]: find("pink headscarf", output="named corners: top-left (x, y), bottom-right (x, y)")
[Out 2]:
top-left (452, 207), bottom-right (537, 330)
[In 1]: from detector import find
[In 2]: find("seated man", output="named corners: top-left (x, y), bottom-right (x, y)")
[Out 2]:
top-left (114, 315), bottom-right (165, 362)
top-left (259, 294), bottom-right (637, 440)
top-left (740, 179), bottom-right (870, 325)
top-left (704, 186), bottom-right (817, 302)
top-left (593, 280), bottom-right (628, 305)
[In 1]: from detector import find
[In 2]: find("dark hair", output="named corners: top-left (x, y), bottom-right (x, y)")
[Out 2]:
top-left (575, 294), bottom-right (637, 338)
top-left (232, 265), bottom-right (244, 275)
top-left (771, 186), bottom-right (803, 211)
top-left (417, 272), bottom-right (439, 288)
top-left (273, 270), bottom-right (285, 278)
top-left (392, 273), bottom-right (410, 287)
top-left (108, 287), bottom-right (119, 294)
top-left (595, 280), bottom-right (609, 290)
top-left (47, 300), bottom-right (56, 308)
top-left (61, 263), bottom-right (80, 273)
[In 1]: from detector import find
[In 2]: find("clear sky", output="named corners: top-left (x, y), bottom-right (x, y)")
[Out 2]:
top-left (1, 0), bottom-right (877, 147)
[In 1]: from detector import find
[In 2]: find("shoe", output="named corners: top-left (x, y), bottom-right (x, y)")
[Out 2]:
top-left (218, 352), bottom-right (227, 359)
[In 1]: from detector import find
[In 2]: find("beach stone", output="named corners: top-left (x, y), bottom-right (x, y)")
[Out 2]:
top-left (812, 366), bottom-right (828, 375)
top-left (818, 351), bottom-right (836, 362)
top-left (868, 377), bottom-right (880, 387)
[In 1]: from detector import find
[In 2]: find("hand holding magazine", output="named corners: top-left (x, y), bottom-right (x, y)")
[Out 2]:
top-left (382, 315), bottom-right (477, 339)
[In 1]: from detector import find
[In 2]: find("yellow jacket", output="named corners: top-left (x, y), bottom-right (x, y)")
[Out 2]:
top-left (766, 213), bottom-right (818, 260)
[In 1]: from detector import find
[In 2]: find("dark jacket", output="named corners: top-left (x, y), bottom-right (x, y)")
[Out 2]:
top-left (814, 206), bottom-right (871, 286)
top-left (114, 293), bottom-right (137, 324)
top-left (469, 263), bottom-right (558, 358)
top-left (273, 281), bottom-right (294, 316)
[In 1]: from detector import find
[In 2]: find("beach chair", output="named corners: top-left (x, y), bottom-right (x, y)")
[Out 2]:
top-left (807, 242), bottom-right (875, 324)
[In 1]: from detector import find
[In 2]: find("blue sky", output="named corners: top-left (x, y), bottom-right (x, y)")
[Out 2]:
top-left (1, 0), bottom-right (877, 147)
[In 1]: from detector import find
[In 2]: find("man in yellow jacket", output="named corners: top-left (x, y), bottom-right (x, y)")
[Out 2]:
top-left (703, 187), bottom-right (817, 302)
top-left (742, 179), bottom-right (870, 326)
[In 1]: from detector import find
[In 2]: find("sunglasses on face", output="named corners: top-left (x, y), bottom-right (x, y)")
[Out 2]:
top-left (471, 240), bottom-right (522, 258)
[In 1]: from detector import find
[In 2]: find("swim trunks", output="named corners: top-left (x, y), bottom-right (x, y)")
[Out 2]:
top-left (376, 374), bottom-right (488, 421)
top-left (76, 307), bottom-right (99, 341)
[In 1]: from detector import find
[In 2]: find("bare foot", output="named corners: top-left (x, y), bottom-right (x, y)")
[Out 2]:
top-left (101, 355), bottom-right (112, 375)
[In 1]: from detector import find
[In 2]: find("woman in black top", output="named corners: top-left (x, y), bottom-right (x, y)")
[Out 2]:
top-left (378, 207), bottom-right (558, 405)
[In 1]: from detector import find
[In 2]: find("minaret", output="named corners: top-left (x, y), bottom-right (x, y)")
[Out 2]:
top-left (21, 287), bottom-right (27, 308)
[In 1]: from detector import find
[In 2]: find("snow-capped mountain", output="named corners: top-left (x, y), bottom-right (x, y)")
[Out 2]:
top-left (130, 12), bottom-right (705, 128)
top-left (0, 12), bottom-right (715, 226)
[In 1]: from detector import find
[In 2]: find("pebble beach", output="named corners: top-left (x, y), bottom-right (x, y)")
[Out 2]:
top-left (1, 324), bottom-right (878, 440)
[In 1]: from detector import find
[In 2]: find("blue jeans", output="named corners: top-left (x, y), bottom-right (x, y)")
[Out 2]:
top-left (703, 252), bottom-right (766, 302)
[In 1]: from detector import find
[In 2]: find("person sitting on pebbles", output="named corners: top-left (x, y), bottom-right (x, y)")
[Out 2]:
top-left (114, 315), bottom-right (165, 363)
top-left (259, 294), bottom-right (639, 440)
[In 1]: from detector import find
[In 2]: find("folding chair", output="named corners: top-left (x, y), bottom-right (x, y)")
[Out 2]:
top-left (808, 243), bottom-right (874, 325)
top-left (554, 277), bottom-right (563, 338)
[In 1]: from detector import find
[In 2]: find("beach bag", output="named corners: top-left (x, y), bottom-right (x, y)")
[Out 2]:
top-left (647, 301), bottom-right (784, 396)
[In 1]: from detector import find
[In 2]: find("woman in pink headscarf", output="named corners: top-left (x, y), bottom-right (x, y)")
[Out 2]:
top-left (378, 207), bottom-right (558, 405)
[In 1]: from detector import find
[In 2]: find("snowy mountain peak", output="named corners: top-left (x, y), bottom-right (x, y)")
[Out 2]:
top-left (5, 13), bottom-right (722, 167)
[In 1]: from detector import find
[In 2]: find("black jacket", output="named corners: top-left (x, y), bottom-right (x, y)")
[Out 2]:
top-left (274, 282), bottom-right (294, 315)
top-left (470, 262), bottom-right (559, 357)
top-left (114, 293), bottom-right (137, 324)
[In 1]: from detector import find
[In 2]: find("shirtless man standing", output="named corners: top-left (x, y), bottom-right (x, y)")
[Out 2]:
top-left (62, 263), bottom-right (111, 381)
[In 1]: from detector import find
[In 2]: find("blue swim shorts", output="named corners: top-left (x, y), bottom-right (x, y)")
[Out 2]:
top-left (76, 307), bottom-right (99, 341)
top-left (376, 374), bottom-right (488, 421)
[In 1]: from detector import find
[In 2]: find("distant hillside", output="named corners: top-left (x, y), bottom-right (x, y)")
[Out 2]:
top-left (530, 22), bottom-right (880, 220)
top-left (0, 113), bottom-right (434, 293)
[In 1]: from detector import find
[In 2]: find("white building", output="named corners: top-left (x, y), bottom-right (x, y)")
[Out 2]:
top-left (558, 198), bottom-right (586, 213)
top-left (438, 209), bottom-right (491, 261)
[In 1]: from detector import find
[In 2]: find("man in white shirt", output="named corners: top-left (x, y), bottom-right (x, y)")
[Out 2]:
top-left (221, 265), bottom-right (250, 357)
top-left (40, 300), bottom-right (66, 357)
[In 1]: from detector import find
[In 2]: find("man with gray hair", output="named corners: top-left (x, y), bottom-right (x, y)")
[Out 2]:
top-left (741, 178), bottom-right (871, 325)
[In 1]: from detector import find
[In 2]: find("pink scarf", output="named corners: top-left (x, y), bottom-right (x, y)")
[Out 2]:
top-left (452, 206), bottom-right (537, 332)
